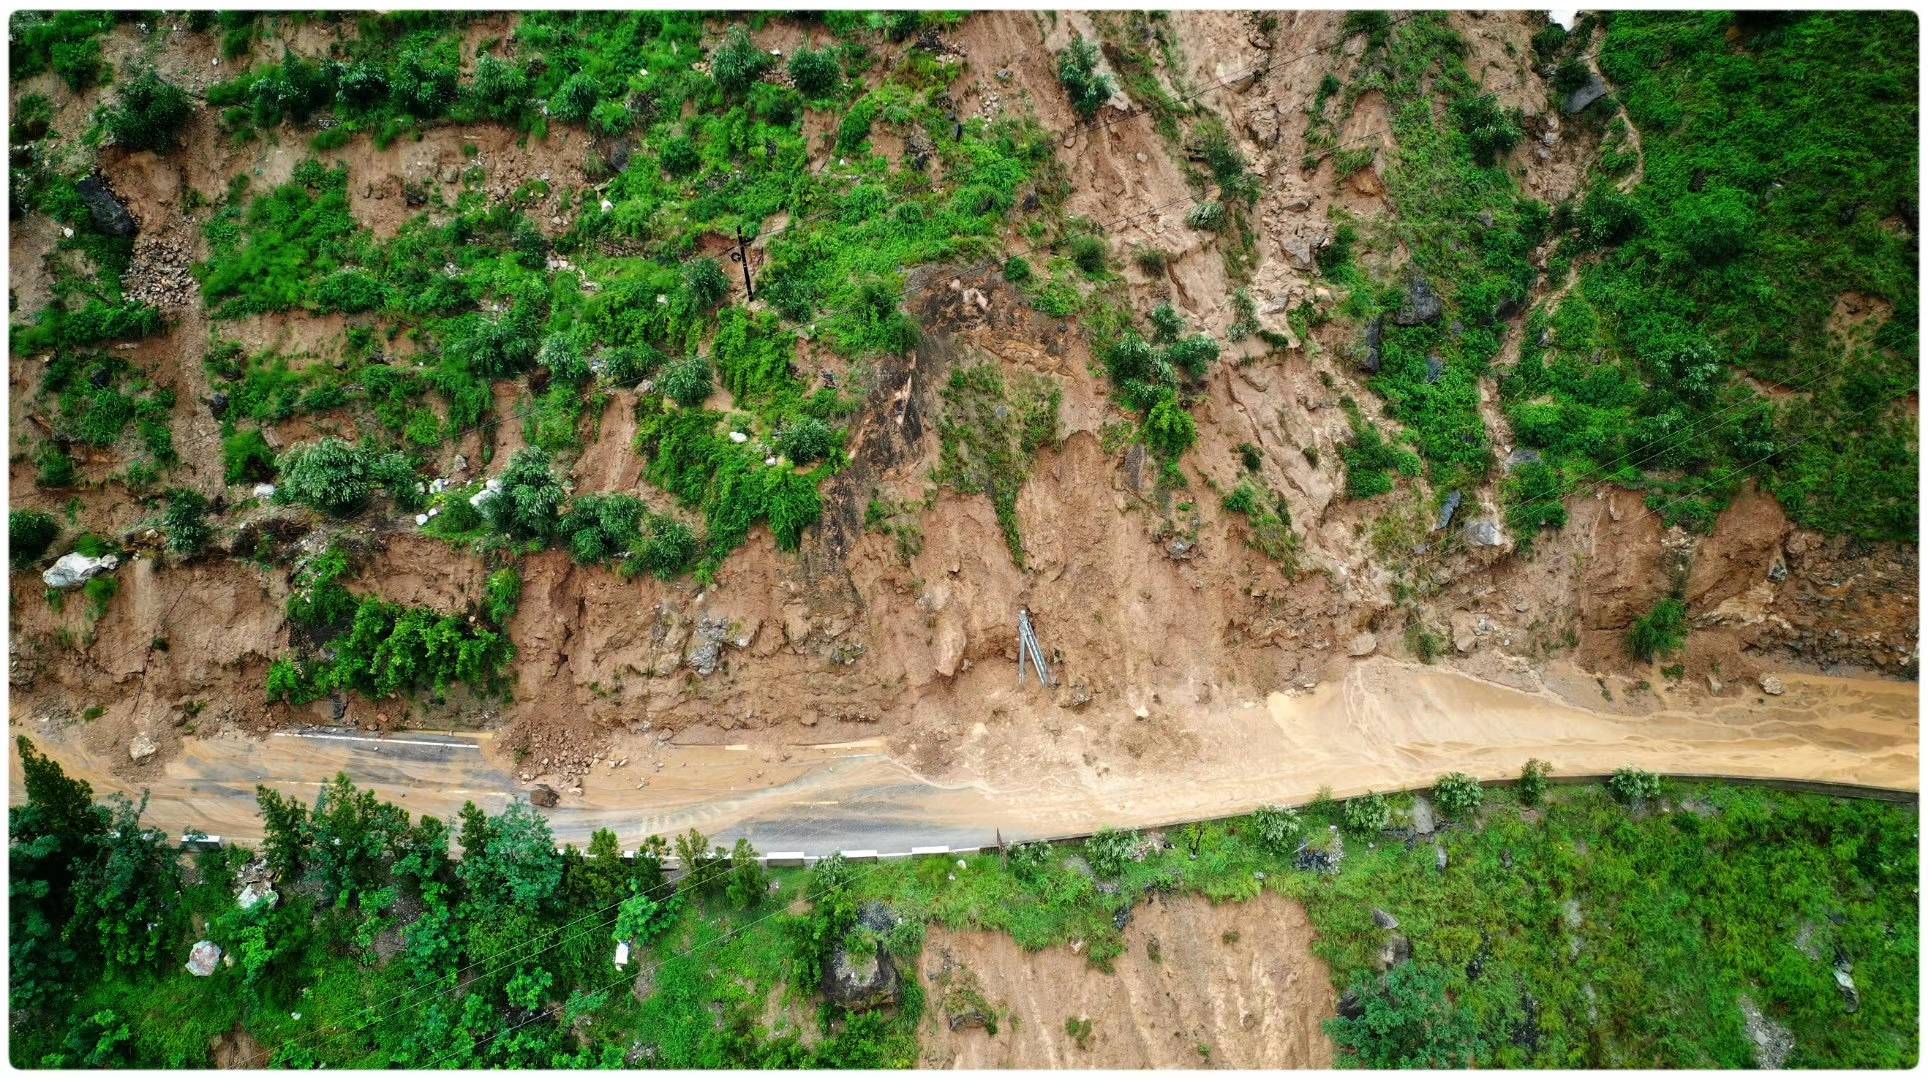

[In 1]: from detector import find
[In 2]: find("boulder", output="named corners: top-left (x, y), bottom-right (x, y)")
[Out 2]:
top-left (1739, 995), bottom-right (1794, 1069)
top-left (76, 175), bottom-right (138, 237)
top-left (1434, 490), bottom-right (1463, 531)
top-left (1372, 908), bottom-right (1400, 930)
top-left (129, 732), bottom-right (158, 763)
top-left (236, 882), bottom-right (278, 910)
top-left (1346, 632), bottom-right (1377, 657)
top-left (823, 904), bottom-right (903, 1011)
top-left (1361, 317), bottom-right (1384, 373)
top-left (528, 783), bottom-right (560, 808)
top-left (1563, 73), bottom-right (1608, 114)
top-left (1464, 519), bottom-right (1505, 547)
top-left (1408, 795), bottom-right (1437, 835)
top-left (252, 483), bottom-right (277, 499)
top-left (43, 551), bottom-right (119, 590)
top-left (1760, 675), bottom-right (1786, 696)
top-left (1374, 934), bottom-right (1412, 972)
top-left (186, 940), bottom-right (223, 977)
top-left (1392, 274), bottom-right (1443, 326)
top-left (1834, 968), bottom-right (1859, 1014)
top-left (1424, 354), bottom-right (1445, 384)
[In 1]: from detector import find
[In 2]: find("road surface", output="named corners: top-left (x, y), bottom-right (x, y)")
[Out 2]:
top-left (10, 659), bottom-right (1917, 853)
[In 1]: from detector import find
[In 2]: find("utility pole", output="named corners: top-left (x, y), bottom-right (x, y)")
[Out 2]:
top-left (730, 225), bottom-right (755, 302)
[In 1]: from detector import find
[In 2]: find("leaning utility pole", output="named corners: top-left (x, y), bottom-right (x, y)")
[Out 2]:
top-left (1017, 608), bottom-right (1054, 688)
top-left (730, 225), bottom-right (756, 301)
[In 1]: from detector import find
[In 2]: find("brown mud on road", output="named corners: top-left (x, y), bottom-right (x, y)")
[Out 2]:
top-left (10, 658), bottom-right (1915, 852)
top-left (919, 891), bottom-right (1336, 1068)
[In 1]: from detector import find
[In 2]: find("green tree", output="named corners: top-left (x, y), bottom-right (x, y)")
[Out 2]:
top-left (255, 784), bottom-right (310, 882)
top-left (1517, 758), bottom-right (1550, 807)
top-left (161, 488), bottom-right (213, 555)
top-left (67, 795), bottom-right (181, 971)
top-left (724, 837), bottom-right (768, 909)
top-left (10, 738), bottom-right (109, 1012)
top-left (456, 799), bottom-right (562, 912)
top-left (1327, 962), bottom-right (1485, 1067)
top-left (1056, 35), bottom-right (1114, 119)
top-left (483, 447), bottom-right (565, 542)
top-left (306, 774), bottom-right (411, 908)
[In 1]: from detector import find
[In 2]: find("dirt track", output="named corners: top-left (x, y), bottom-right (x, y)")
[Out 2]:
top-left (10, 658), bottom-right (1915, 851)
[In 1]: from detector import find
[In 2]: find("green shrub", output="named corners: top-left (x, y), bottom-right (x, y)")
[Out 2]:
top-left (35, 446), bottom-right (76, 489)
top-left (274, 438), bottom-right (413, 517)
top-left (1517, 758), bottom-right (1550, 807)
top-left (1056, 35), bottom-right (1114, 119)
top-left (1341, 792), bottom-right (1391, 834)
top-left (161, 489), bottom-right (213, 556)
top-left (1432, 773), bottom-right (1483, 819)
top-left (1606, 767), bottom-right (1661, 806)
top-left (102, 69), bottom-right (194, 153)
top-left (1328, 963), bottom-right (1484, 1067)
top-left (710, 26), bottom-right (770, 95)
top-left (1067, 234), bottom-right (1108, 276)
top-left (1002, 256), bottom-right (1033, 284)
top-left (223, 430), bottom-right (277, 485)
top-left (776, 417), bottom-right (834, 464)
top-left (482, 447), bottom-right (565, 542)
top-left (1083, 827), bottom-right (1140, 878)
top-left (787, 46), bottom-right (840, 97)
top-left (82, 574), bottom-right (118, 621)
top-left (1627, 597), bottom-right (1688, 662)
top-left (10, 510), bottom-right (60, 570)
top-left (1249, 804), bottom-right (1304, 854)
top-left (658, 354), bottom-right (713, 407)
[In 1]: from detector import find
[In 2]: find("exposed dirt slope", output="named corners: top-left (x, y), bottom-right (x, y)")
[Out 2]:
top-left (919, 891), bottom-right (1337, 1069)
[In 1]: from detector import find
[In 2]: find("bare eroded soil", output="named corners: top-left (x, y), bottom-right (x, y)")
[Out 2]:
top-left (918, 891), bottom-right (1336, 1069)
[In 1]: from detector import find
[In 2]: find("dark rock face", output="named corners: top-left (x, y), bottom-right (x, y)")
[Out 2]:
top-left (1425, 354), bottom-right (1445, 384)
top-left (1337, 988), bottom-right (1365, 1020)
top-left (528, 783), bottom-right (559, 808)
top-left (76, 176), bottom-right (138, 237)
top-left (1393, 274), bottom-right (1443, 326)
top-left (824, 904), bottom-right (903, 1011)
top-left (1435, 490), bottom-right (1463, 531)
top-left (1564, 73), bottom-right (1608, 114)
top-left (1362, 317), bottom-right (1384, 373)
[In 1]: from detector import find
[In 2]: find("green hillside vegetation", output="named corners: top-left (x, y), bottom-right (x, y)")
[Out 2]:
top-left (9, 740), bottom-right (1914, 1068)
top-left (1504, 11), bottom-right (1917, 541)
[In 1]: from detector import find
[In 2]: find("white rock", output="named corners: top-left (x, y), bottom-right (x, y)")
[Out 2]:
top-left (765, 456), bottom-right (778, 466)
top-left (236, 882), bottom-right (278, 910)
top-left (600, 198), bottom-right (614, 212)
top-left (613, 941), bottom-right (631, 968)
top-left (429, 477), bottom-right (448, 495)
top-left (729, 431), bottom-right (749, 443)
top-left (1760, 675), bottom-right (1786, 696)
top-left (1133, 706), bottom-right (1150, 720)
top-left (43, 552), bottom-right (118, 590)
top-left (1347, 632), bottom-right (1378, 657)
top-left (252, 482), bottom-right (277, 499)
top-left (415, 514), bottom-right (430, 527)
top-left (186, 940), bottom-right (222, 976)
top-left (129, 732), bottom-right (158, 763)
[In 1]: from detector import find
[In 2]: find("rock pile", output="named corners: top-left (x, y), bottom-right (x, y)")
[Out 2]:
top-left (125, 233), bottom-right (197, 312)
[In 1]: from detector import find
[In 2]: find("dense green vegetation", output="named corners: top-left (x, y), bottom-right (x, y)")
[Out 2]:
top-left (10, 742), bottom-right (1914, 1068)
top-left (1504, 11), bottom-right (1917, 542)
top-left (265, 545), bottom-right (518, 706)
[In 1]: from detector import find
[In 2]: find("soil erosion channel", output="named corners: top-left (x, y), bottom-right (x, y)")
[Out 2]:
top-left (12, 658), bottom-right (1915, 850)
